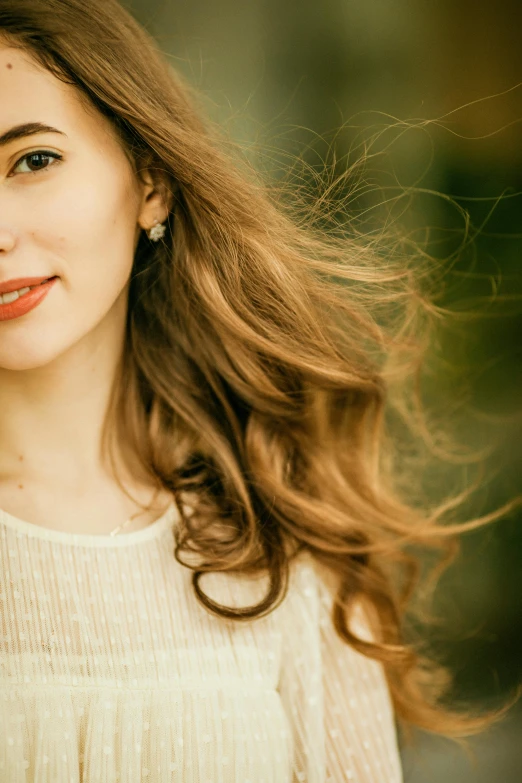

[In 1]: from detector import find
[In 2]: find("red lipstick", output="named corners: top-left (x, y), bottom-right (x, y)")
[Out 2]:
top-left (0, 276), bottom-right (58, 322)
top-left (0, 276), bottom-right (54, 295)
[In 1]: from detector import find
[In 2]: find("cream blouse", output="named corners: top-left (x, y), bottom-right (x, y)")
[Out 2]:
top-left (0, 499), bottom-right (403, 782)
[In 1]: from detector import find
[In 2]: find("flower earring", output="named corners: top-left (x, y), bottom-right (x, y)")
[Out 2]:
top-left (147, 218), bottom-right (166, 242)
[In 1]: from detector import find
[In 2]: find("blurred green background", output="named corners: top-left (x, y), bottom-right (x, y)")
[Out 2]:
top-left (125, 1), bottom-right (522, 779)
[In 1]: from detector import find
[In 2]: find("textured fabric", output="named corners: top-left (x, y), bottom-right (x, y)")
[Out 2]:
top-left (0, 499), bottom-right (403, 782)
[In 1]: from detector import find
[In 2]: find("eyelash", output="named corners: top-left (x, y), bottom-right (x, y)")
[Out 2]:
top-left (10, 149), bottom-right (63, 176)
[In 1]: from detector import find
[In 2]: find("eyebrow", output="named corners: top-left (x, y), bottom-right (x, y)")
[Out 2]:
top-left (0, 122), bottom-right (67, 147)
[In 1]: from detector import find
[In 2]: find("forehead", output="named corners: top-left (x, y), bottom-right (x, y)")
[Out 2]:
top-left (0, 44), bottom-right (118, 148)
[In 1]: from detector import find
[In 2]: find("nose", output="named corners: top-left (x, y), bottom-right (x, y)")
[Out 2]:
top-left (0, 227), bottom-right (16, 253)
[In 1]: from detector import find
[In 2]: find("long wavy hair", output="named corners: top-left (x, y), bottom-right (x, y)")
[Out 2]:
top-left (1, 0), bottom-right (519, 739)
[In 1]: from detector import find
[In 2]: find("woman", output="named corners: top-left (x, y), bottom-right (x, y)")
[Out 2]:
top-left (0, 1), bottom-right (515, 781)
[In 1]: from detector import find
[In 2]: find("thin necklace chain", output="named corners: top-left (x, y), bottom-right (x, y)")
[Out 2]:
top-left (109, 486), bottom-right (162, 537)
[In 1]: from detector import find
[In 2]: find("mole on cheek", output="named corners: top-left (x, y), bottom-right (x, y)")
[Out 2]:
top-left (6, 63), bottom-right (12, 69)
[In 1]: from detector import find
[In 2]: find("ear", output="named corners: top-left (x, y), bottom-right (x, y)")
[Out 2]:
top-left (136, 168), bottom-right (173, 232)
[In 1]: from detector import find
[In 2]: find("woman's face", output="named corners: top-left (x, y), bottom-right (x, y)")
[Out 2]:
top-left (0, 44), bottom-right (165, 372)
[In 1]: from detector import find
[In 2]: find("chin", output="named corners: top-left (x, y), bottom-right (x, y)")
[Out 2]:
top-left (0, 340), bottom-right (72, 372)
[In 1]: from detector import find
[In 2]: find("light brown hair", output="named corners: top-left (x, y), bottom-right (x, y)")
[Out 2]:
top-left (1, 0), bottom-right (519, 739)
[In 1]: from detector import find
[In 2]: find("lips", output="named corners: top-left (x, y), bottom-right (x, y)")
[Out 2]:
top-left (0, 276), bottom-right (56, 296)
top-left (0, 276), bottom-right (58, 322)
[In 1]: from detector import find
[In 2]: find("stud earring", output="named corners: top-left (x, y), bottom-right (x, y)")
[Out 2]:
top-left (147, 219), bottom-right (166, 242)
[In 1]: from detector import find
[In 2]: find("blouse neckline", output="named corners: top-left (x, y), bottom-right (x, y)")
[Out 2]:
top-left (0, 500), bottom-right (180, 548)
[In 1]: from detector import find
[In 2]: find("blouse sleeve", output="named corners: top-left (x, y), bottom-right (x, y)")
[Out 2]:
top-left (277, 554), bottom-right (404, 783)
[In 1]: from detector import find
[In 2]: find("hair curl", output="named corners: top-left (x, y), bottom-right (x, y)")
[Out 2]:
top-left (2, 0), bottom-right (520, 740)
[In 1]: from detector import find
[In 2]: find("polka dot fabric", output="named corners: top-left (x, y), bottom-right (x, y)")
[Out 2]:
top-left (0, 502), bottom-right (403, 782)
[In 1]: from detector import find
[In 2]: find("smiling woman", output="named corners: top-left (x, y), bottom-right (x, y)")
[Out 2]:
top-left (0, 1), bottom-right (518, 782)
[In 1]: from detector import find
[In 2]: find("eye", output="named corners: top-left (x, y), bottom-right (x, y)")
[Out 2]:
top-left (10, 150), bottom-right (63, 176)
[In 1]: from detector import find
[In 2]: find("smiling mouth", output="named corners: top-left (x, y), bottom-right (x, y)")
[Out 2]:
top-left (0, 276), bottom-right (58, 305)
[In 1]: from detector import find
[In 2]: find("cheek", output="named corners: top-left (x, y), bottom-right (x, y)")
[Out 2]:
top-left (0, 175), bottom-right (140, 371)
top-left (30, 173), bottom-right (139, 292)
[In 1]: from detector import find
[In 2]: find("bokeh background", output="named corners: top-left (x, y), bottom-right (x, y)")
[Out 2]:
top-left (124, 1), bottom-right (522, 779)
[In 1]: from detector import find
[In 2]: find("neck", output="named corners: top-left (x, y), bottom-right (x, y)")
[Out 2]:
top-left (0, 321), bottom-right (127, 490)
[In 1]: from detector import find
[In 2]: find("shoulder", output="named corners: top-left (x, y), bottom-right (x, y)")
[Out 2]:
top-left (285, 549), bottom-right (375, 643)
top-left (285, 549), bottom-right (340, 609)
top-left (191, 548), bottom-right (374, 641)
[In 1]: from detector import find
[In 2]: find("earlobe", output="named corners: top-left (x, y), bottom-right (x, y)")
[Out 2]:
top-left (137, 169), bottom-right (172, 230)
